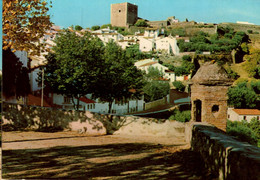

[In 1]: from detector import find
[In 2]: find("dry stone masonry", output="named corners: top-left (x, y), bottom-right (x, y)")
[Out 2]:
top-left (190, 62), bottom-right (233, 131)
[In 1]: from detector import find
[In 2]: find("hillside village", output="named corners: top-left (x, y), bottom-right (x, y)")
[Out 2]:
top-left (3, 2), bottom-right (260, 120)
top-left (2, 1), bottom-right (260, 179)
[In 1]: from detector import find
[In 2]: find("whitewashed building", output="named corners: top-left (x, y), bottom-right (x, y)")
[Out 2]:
top-left (227, 108), bottom-right (260, 122)
top-left (51, 93), bottom-right (145, 115)
top-left (139, 37), bottom-right (154, 52)
top-left (135, 59), bottom-right (189, 82)
top-left (155, 36), bottom-right (180, 55)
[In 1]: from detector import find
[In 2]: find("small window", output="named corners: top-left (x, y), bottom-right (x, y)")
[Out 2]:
top-left (243, 116), bottom-right (247, 120)
top-left (93, 104), bottom-right (95, 109)
top-left (212, 105), bottom-right (219, 113)
top-left (64, 97), bottom-right (71, 104)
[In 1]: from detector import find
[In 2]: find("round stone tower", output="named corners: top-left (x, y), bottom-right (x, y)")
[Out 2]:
top-left (190, 62), bottom-right (233, 131)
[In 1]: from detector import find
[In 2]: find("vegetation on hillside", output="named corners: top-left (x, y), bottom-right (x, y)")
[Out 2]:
top-left (227, 80), bottom-right (260, 109)
top-left (227, 119), bottom-right (260, 147)
top-left (178, 27), bottom-right (249, 55)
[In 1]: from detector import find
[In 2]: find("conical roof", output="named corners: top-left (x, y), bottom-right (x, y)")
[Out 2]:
top-left (191, 62), bottom-right (233, 85)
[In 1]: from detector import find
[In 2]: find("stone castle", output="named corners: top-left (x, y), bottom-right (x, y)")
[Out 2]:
top-left (111, 2), bottom-right (138, 28)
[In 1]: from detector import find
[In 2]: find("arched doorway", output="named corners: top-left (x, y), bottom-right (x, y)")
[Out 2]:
top-left (194, 100), bottom-right (202, 122)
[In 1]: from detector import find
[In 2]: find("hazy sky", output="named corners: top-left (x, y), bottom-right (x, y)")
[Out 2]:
top-left (49, 0), bottom-right (260, 28)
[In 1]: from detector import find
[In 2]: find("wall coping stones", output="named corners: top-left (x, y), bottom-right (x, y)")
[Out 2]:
top-left (188, 122), bottom-right (260, 180)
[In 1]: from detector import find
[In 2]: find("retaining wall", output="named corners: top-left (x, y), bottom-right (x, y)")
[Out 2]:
top-left (187, 123), bottom-right (260, 180)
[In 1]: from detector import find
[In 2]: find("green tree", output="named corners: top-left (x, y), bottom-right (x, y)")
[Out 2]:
top-left (145, 66), bottom-right (164, 80)
top-left (172, 81), bottom-right (185, 92)
top-left (75, 25), bottom-right (83, 31)
top-left (135, 19), bottom-right (148, 27)
top-left (228, 81), bottom-right (258, 109)
top-left (43, 30), bottom-right (104, 110)
top-left (3, 49), bottom-right (31, 100)
top-left (91, 25), bottom-right (100, 31)
top-left (143, 67), bottom-right (170, 102)
top-left (93, 41), bottom-right (145, 114)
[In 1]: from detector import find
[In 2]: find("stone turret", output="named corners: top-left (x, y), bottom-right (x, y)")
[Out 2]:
top-left (190, 62), bottom-right (233, 131)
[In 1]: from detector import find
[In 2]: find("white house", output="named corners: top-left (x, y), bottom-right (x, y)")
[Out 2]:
top-left (155, 36), bottom-right (180, 55)
top-left (139, 37), bottom-right (154, 52)
top-left (135, 59), bottom-right (189, 82)
top-left (144, 28), bottom-right (159, 38)
top-left (92, 28), bottom-right (124, 44)
top-left (227, 108), bottom-right (260, 122)
top-left (51, 93), bottom-right (145, 115)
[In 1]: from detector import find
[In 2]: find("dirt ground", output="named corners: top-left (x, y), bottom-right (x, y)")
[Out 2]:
top-left (2, 131), bottom-right (214, 179)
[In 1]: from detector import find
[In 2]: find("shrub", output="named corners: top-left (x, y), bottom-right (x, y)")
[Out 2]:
top-left (247, 29), bottom-right (253, 34)
top-left (172, 81), bottom-right (185, 92)
top-left (227, 120), bottom-right (259, 147)
top-left (135, 19), bottom-right (148, 27)
top-left (169, 110), bottom-right (191, 122)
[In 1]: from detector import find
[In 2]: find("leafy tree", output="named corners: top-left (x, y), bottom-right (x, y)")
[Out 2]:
top-left (125, 44), bottom-right (151, 60)
top-left (135, 19), bottom-right (148, 27)
top-left (43, 30), bottom-right (104, 110)
top-left (145, 66), bottom-right (164, 80)
top-left (2, 0), bottom-right (53, 56)
top-left (228, 81), bottom-right (258, 109)
top-left (74, 25), bottom-right (83, 31)
top-left (143, 67), bottom-right (170, 102)
top-left (91, 25), bottom-right (100, 31)
top-left (3, 49), bottom-right (31, 100)
top-left (93, 41), bottom-right (145, 114)
top-left (172, 81), bottom-right (185, 92)
top-left (143, 80), bottom-right (170, 102)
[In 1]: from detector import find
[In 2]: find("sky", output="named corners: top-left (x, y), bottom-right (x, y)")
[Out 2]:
top-left (48, 0), bottom-right (260, 28)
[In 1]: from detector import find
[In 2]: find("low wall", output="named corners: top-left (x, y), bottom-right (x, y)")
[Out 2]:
top-left (2, 103), bottom-right (186, 138)
top-left (187, 123), bottom-right (260, 180)
top-left (144, 97), bottom-right (167, 110)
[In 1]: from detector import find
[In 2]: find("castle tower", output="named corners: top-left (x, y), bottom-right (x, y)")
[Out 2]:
top-left (111, 2), bottom-right (138, 28)
top-left (190, 62), bottom-right (233, 131)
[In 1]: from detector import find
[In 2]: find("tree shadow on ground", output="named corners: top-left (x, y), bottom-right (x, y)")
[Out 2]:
top-left (2, 143), bottom-right (215, 179)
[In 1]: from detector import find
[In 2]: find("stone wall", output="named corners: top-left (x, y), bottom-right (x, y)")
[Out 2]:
top-left (144, 97), bottom-right (167, 110)
top-left (191, 84), bottom-right (229, 131)
top-left (188, 123), bottom-right (260, 180)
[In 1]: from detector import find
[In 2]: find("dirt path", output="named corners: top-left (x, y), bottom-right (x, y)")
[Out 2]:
top-left (2, 131), bottom-right (214, 179)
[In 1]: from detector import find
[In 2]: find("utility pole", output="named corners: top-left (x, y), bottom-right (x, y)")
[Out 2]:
top-left (41, 69), bottom-right (44, 107)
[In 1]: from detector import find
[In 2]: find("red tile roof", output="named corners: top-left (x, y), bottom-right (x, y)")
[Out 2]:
top-left (27, 94), bottom-right (51, 107)
top-left (139, 61), bottom-right (158, 67)
top-left (79, 97), bottom-right (96, 104)
top-left (232, 109), bottom-right (260, 115)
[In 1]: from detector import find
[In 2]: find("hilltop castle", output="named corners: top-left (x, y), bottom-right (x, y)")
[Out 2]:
top-left (111, 2), bottom-right (138, 28)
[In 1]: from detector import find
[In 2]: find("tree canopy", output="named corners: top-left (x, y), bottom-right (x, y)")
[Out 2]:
top-left (93, 41), bottom-right (145, 114)
top-left (3, 49), bottom-right (31, 100)
top-left (134, 19), bottom-right (148, 27)
top-left (2, 0), bottom-right (53, 56)
top-left (142, 67), bottom-right (170, 102)
top-left (228, 80), bottom-right (259, 109)
top-left (43, 30), bottom-right (104, 110)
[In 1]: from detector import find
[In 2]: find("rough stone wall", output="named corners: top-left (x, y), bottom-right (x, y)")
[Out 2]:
top-left (111, 3), bottom-right (137, 27)
top-left (189, 124), bottom-right (260, 180)
top-left (111, 3), bottom-right (127, 27)
top-left (191, 84), bottom-right (229, 131)
top-left (126, 3), bottom-right (138, 27)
